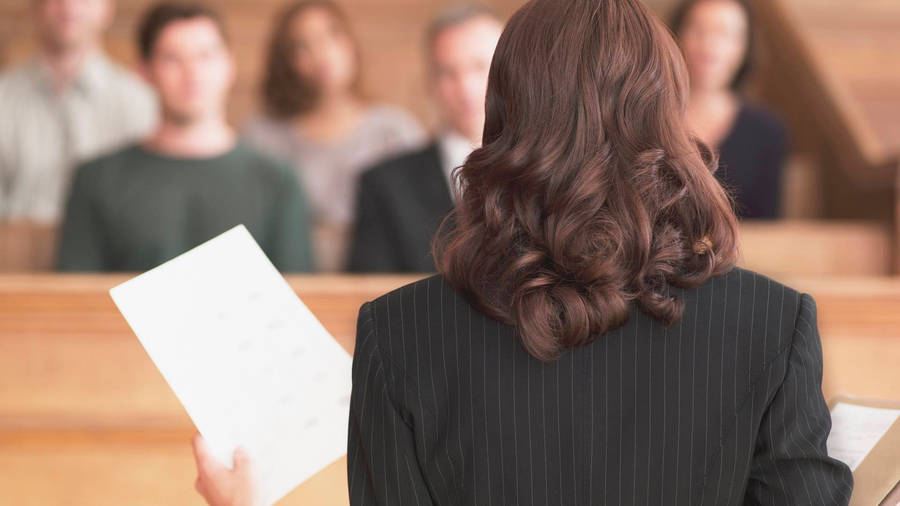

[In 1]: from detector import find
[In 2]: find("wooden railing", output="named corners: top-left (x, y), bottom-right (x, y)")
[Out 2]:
top-left (1, 274), bottom-right (899, 505)
top-left (739, 220), bottom-right (893, 277)
top-left (0, 222), bottom-right (57, 273)
top-left (0, 276), bottom-right (418, 506)
top-left (2, 220), bottom-right (894, 275)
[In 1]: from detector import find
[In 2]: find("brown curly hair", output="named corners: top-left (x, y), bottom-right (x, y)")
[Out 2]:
top-left (433, 0), bottom-right (740, 362)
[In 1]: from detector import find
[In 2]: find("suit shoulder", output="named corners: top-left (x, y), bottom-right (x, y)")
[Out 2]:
top-left (366, 275), bottom-right (466, 335)
top-left (360, 144), bottom-right (440, 186)
top-left (716, 266), bottom-right (807, 336)
top-left (718, 266), bottom-right (803, 302)
top-left (359, 275), bottom-right (447, 366)
top-left (723, 266), bottom-right (798, 293)
top-left (368, 274), bottom-right (447, 310)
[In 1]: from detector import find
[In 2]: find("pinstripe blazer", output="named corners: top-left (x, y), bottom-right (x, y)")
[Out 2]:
top-left (347, 267), bottom-right (853, 505)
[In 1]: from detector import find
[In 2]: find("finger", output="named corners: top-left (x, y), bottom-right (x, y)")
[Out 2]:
top-left (191, 433), bottom-right (220, 475)
top-left (191, 433), bottom-right (207, 462)
top-left (232, 445), bottom-right (253, 476)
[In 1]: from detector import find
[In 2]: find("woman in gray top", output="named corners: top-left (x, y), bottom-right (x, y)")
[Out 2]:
top-left (244, 0), bottom-right (424, 272)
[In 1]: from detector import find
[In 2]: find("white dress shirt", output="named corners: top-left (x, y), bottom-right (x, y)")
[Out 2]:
top-left (437, 130), bottom-right (478, 200)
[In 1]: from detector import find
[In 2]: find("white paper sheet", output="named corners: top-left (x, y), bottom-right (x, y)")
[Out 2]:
top-left (109, 225), bottom-right (352, 505)
top-left (827, 402), bottom-right (900, 472)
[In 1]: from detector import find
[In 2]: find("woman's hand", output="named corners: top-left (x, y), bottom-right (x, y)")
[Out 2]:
top-left (191, 433), bottom-right (264, 506)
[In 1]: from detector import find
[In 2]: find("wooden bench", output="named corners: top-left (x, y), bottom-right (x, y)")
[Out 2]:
top-left (1, 274), bottom-right (899, 505)
top-left (738, 220), bottom-right (893, 277)
top-left (0, 222), bottom-right (57, 272)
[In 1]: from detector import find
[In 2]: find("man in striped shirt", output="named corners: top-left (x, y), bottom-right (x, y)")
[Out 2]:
top-left (0, 0), bottom-right (156, 223)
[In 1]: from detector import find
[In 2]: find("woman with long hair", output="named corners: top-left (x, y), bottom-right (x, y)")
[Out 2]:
top-left (671, 0), bottom-right (789, 220)
top-left (194, 0), bottom-right (852, 504)
top-left (244, 0), bottom-right (425, 271)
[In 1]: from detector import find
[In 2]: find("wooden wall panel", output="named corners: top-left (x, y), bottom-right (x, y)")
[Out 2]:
top-left (0, 0), bottom-right (677, 127)
top-left (0, 274), bottom-right (898, 505)
top-left (753, 0), bottom-right (899, 222)
top-left (0, 0), bottom-right (512, 126)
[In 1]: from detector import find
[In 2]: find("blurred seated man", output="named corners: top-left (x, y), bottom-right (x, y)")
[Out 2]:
top-left (0, 0), bottom-right (156, 223)
top-left (671, 0), bottom-right (788, 220)
top-left (347, 5), bottom-right (502, 272)
top-left (57, 2), bottom-right (313, 272)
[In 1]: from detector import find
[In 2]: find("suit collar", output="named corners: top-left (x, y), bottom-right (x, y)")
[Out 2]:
top-left (416, 142), bottom-right (455, 213)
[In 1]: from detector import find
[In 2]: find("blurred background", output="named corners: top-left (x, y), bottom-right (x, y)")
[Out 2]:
top-left (0, 0), bottom-right (898, 505)
top-left (0, 0), bottom-right (898, 276)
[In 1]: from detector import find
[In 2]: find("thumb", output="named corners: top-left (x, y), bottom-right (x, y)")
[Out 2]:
top-left (232, 445), bottom-right (253, 475)
top-left (230, 446), bottom-right (264, 506)
top-left (192, 433), bottom-right (216, 470)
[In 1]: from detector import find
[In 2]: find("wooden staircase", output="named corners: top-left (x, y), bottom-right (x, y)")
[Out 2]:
top-left (742, 0), bottom-right (900, 271)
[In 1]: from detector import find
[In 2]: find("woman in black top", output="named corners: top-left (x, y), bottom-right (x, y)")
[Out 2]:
top-left (672, 0), bottom-right (789, 219)
top-left (191, 0), bottom-right (851, 504)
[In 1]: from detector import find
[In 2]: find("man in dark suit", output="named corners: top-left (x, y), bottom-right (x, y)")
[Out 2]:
top-left (347, 5), bottom-right (503, 272)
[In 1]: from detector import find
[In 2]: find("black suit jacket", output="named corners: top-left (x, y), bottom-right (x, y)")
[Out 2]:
top-left (348, 143), bottom-right (454, 273)
top-left (347, 267), bottom-right (853, 505)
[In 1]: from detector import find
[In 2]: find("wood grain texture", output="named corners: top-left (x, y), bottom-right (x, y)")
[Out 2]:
top-left (738, 220), bottom-right (893, 277)
top-left (0, 0), bottom-right (527, 127)
top-left (1, 273), bottom-right (898, 504)
top-left (0, 221), bottom-right (56, 272)
top-left (3, 220), bottom-right (892, 274)
top-left (756, 0), bottom-right (900, 172)
top-left (0, 275), bottom-right (419, 506)
top-left (0, 0), bottom-right (682, 126)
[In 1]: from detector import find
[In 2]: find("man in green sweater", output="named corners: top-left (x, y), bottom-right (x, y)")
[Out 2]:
top-left (57, 3), bottom-right (313, 272)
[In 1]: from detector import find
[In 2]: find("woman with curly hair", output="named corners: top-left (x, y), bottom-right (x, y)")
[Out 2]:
top-left (193, 0), bottom-right (852, 504)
